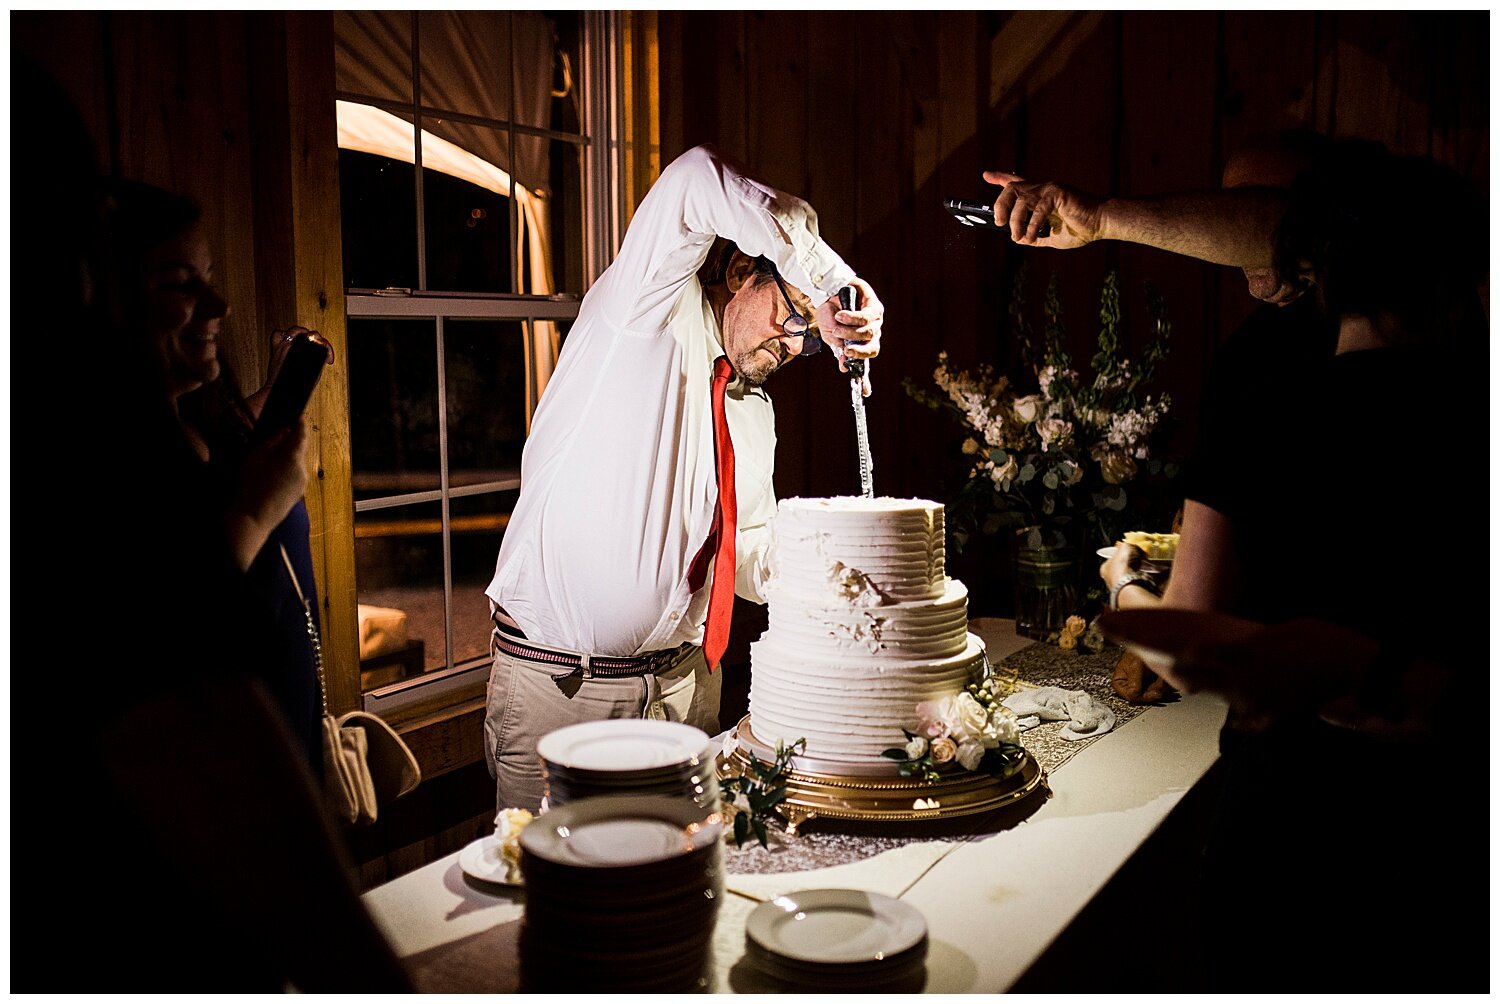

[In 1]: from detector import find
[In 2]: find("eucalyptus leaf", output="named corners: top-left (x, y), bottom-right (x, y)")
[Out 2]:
top-left (1043, 470), bottom-right (1059, 490)
top-left (1019, 464), bottom-right (1036, 483)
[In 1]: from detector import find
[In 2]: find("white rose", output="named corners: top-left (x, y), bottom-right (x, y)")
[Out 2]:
top-left (987, 706), bottom-right (1020, 746)
top-left (956, 741), bottom-right (986, 771)
top-left (1013, 394), bottom-right (1043, 424)
top-left (905, 736), bottom-right (929, 759)
top-left (951, 692), bottom-right (990, 744)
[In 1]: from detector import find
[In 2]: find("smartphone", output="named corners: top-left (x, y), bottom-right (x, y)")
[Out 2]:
top-left (252, 330), bottom-right (333, 444)
top-left (943, 197), bottom-right (1052, 237)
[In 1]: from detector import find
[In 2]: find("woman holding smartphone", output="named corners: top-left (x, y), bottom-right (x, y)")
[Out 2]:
top-left (110, 179), bottom-right (328, 772)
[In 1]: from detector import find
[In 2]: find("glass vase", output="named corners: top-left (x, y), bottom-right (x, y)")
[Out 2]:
top-left (1012, 526), bottom-right (1079, 640)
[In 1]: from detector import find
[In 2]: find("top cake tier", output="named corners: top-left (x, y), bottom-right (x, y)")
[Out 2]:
top-left (771, 496), bottom-right (946, 604)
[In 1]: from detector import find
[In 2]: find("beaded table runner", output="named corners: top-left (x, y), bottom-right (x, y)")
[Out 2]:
top-left (721, 641), bottom-right (1161, 875)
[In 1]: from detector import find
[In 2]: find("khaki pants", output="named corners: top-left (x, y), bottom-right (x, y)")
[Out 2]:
top-left (483, 639), bottom-right (722, 814)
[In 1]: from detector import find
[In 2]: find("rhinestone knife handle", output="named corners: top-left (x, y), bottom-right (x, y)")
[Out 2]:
top-left (839, 285), bottom-right (874, 498)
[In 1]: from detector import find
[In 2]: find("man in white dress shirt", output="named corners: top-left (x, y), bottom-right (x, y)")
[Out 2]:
top-left (482, 145), bottom-right (885, 810)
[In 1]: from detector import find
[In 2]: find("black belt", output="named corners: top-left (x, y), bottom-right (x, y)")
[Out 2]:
top-left (491, 612), bottom-right (687, 680)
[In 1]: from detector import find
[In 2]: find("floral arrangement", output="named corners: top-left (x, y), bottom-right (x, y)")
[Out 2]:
top-left (720, 737), bottom-right (805, 849)
top-left (883, 679), bottom-right (1025, 782)
top-left (904, 267), bottom-right (1178, 553)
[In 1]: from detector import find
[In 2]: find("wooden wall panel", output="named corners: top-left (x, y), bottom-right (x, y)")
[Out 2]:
top-left (12, 13), bottom-right (112, 174)
top-left (1427, 14), bottom-right (1491, 193)
top-left (657, 11), bottom-right (1488, 614)
top-left (746, 11), bottom-right (817, 498)
top-left (107, 13), bottom-right (265, 388)
top-left (1216, 12), bottom-right (1320, 353)
top-left (844, 14), bottom-right (913, 502)
top-left (1007, 13), bottom-right (1120, 443)
top-left (791, 11), bottom-right (863, 502)
top-left (18, 11), bottom-right (355, 703)
top-left (1116, 12), bottom-right (1219, 467)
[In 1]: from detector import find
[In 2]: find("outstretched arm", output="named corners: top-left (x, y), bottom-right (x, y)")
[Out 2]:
top-left (981, 170), bottom-right (1288, 269)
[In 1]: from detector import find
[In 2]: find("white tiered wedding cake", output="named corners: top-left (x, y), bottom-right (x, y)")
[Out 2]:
top-left (747, 496), bottom-right (988, 765)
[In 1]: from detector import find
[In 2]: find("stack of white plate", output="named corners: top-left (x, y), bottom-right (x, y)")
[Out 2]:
top-left (518, 794), bottom-right (725, 992)
top-left (537, 719), bottom-right (720, 811)
top-left (744, 889), bottom-right (929, 991)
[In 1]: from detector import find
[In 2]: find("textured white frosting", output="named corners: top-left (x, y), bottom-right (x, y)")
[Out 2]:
top-left (770, 496), bottom-right (946, 604)
top-left (748, 496), bottom-right (985, 764)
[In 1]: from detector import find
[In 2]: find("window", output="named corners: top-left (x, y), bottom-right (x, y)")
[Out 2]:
top-left (332, 11), bottom-right (625, 715)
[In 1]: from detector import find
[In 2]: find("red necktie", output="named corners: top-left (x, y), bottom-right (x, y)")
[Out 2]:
top-left (687, 356), bottom-right (736, 671)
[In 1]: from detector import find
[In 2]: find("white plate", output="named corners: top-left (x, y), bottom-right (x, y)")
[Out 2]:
top-left (537, 719), bottom-right (712, 772)
top-left (458, 834), bottom-right (522, 886)
top-left (521, 794), bottom-right (722, 868)
top-left (746, 889), bottom-right (928, 965)
top-left (1097, 545), bottom-right (1173, 563)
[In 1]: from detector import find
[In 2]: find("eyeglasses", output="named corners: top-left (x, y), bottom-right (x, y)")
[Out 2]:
top-left (771, 272), bottom-right (821, 357)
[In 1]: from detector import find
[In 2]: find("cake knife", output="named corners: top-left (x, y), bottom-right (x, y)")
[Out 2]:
top-left (839, 285), bottom-right (875, 498)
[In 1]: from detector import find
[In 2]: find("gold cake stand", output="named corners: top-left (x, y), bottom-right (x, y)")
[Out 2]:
top-left (717, 716), bottom-right (1049, 835)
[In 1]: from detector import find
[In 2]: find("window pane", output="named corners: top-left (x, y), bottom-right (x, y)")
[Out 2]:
top-left (348, 318), bottom-right (440, 500)
top-left (547, 138), bottom-right (586, 294)
top-left (445, 319), bottom-right (526, 489)
top-left (335, 11), bottom-right (414, 106)
top-left (355, 499), bottom-right (446, 683)
top-left (422, 144), bottom-right (514, 294)
top-left (339, 150), bottom-right (418, 291)
top-left (417, 12), bottom-right (513, 124)
top-left (450, 490), bottom-right (519, 666)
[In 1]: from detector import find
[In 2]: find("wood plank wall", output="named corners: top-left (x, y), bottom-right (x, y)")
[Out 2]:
top-left (656, 11), bottom-right (1489, 613)
top-left (12, 10), bottom-right (452, 892)
top-left (16, 12), bottom-right (362, 710)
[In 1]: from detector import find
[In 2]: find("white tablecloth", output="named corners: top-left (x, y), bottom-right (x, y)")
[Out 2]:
top-left (361, 620), bottom-right (1227, 992)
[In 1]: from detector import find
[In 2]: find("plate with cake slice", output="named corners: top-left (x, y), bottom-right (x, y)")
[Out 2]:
top-left (1099, 532), bottom-right (1178, 563)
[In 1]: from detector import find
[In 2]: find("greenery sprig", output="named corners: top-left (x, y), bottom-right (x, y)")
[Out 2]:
top-left (720, 737), bottom-right (805, 849)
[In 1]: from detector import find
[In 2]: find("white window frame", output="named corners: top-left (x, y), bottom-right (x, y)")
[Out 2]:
top-left (338, 11), bottom-right (626, 716)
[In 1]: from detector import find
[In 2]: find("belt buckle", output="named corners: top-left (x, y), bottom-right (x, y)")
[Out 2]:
top-left (649, 645), bottom-right (682, 674)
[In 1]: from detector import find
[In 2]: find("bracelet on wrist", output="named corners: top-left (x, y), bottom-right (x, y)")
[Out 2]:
top-left (1109, 572), bottom-right (1160, 610)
